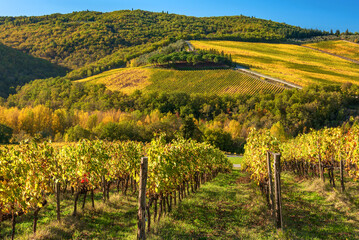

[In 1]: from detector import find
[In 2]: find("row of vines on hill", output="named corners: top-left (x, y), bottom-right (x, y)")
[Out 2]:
top-left (0, 137), bottom-right (231, 239)
top-left (244, 124), bottom-right (359, 189)
top-left (149, 69), bottom-right (285, 95)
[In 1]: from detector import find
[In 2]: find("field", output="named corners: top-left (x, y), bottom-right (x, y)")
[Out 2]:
top-left (78, 67), bottom-right (285, 95)
top-left (76, 68), bottom-right (152, 94)
top-left (191, 40), bottom-right (359, 87)
top-left (304, 40), bottom-right (359, 61)
top-left (2, 169), bottom-right (359, 239)
top-left (146, 69), bottom-right (284, 95)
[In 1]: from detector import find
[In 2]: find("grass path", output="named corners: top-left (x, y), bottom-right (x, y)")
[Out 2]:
top-left (148, 170), bottom-right (276, 240)
top-left (149, 170), bottom-right (359, 240)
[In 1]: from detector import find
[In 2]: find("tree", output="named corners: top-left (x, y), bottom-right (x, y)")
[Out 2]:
top-left (95, 122), bottom-right (141, 141)
top-left (180, 116), bottom-right (202, 141)
top-left (204, 128), bottom-right (232, 152)
top-left (270, 121), bottom-right (288, 142)
top-left (0, 123), bottom-right (13, 143)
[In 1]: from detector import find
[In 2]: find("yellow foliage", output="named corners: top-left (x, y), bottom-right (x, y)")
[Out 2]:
top-left (52, 109), bottom-right (67, 134)
top-left (224, 120), bottom-right (242, 139)
top-left (270, 122), bottom-right (288, 142)
top-left (15, 105), bottom-right (53, 135)
top-left (144, 110), bottom-right (162, 124)
top-left (0, 107), bottom-right (20, 132)
top-left (207, 120), bottom-right (223, 130)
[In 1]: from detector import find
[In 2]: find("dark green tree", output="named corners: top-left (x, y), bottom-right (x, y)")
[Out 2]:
top-left (180, 116), bottom-right (202, 141)
top-left (204, 128), bottom-right (232, 152)
top-left (0, 123), bottom-right (13, 144)
top-left (65, 125), bottom-right (91, 142)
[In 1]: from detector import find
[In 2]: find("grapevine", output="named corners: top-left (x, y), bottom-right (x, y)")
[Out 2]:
top-left (0, 137), bottom-right (230, 238)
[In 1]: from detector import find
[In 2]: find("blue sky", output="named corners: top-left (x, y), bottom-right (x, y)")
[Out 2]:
top-left (1, 0), bottom-right (358, 32)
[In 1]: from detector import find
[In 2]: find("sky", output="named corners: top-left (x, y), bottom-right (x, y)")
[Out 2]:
top-left (0, 0), bottom-right (358, 33)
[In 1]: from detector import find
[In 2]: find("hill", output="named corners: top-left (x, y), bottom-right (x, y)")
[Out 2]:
top-left (304, 40), bottom-right (359, 61)
top-left (0, 10), bottom-right (325, 80)
top-left (191, 40), bottom-right (359, 86)
top-left (0, 43), bottom-right (67, 98)
top-left (77, 67), bottom-right (286, 95)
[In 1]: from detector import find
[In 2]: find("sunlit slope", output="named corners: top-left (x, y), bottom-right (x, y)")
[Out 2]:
top-left (77, 68), bottom-right (152, 94)
top-left (146, 69), bottom-right (284, 95)
top-left (191, 40), bottom-right (359, 86)
top-left (78, 67), bottom-right (285, 95)
top-left (304, 40), bottom-right (359, 61)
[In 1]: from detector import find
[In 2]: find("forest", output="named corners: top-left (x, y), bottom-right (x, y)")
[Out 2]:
top-left (1, 80), bottom-right (358, 153)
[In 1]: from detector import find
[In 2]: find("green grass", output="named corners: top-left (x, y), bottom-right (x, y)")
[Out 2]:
top-left (150, 170), bottom-right (359, 239)
top-left (281, 173), bottom-right (359, 239)
top-left (191, 40), bottom-right (359, 87)
top-left (148, 170), bottom-right (277, 240)
top-left (228, 156), bottom-right (245, 165)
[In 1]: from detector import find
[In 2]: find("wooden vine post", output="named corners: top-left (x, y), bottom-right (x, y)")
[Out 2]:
top-left (137, 157), bottom-right (148, 240)
top-left (317, 142), bottom-right (324, 182)
top-left (266, 151), bottom-right (274, 218)
top-left (56, 181), bottom-right (61, 222)
top-left (274, 153), bottom-right (283, 229)
top-left (340, 159), bottom-right (345, 192)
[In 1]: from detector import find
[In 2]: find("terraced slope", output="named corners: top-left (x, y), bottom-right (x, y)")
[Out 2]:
top-left (304, 40), bottom-right (359, 61)
top-left (77, 67), bottom-right (285, 95)
top-left (191, 40), bottom-right (359, 87)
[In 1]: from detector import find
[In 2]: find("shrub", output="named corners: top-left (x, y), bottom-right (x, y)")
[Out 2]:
top-left (65, 125), bottom-right (91, 142)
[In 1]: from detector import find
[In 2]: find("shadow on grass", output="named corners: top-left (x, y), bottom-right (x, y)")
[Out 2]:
top-left (0, 192), bottom-right (138, 240)
top-left (281, 173), bottom-right (359, 240)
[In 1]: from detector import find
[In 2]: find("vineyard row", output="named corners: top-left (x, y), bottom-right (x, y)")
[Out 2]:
top-left (0, 136), bottom-right (231, 239)
top-left (244, 124), bottom-right (359, 189)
